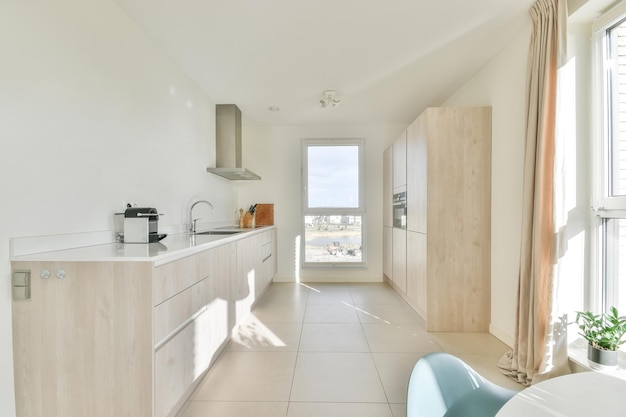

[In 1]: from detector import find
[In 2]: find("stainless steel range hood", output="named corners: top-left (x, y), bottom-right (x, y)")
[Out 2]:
top-left (207, 104), bottom-right (261, 180)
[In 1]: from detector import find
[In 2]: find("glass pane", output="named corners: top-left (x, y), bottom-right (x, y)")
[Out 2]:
top-left (304, 215), bottom-right (362, 263)
top-left (608, 20), bottom-right (626, 196)
top-left (308, 145), bottom-right (359, 208)
top-left (605, 219), bottom-right (626, 352)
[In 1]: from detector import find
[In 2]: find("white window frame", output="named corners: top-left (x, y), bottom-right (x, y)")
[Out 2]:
top-left (301, 138), bottom-right (366, 268)
top-left (592, 1), bottom-right (626, 316)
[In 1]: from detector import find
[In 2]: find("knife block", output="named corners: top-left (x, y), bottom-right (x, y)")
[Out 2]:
top-left (242, 212), bottom-right (255, 228)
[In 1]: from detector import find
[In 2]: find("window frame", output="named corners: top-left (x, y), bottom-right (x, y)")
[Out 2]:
top-left (301, 138), bottom-right (366, 268)
top-left (592, 2), bottom-right (626, 318)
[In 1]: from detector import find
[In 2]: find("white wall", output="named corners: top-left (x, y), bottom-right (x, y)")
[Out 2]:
top-left (0, 1), bottom-right (237, 414)
top-left (237, 124), bottom-right (405, 282)
top-left (442, 27), bottom-right (531, 345)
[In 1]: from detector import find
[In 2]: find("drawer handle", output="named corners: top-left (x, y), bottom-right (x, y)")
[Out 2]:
top-left (154, 305), bottom-right (208, 351)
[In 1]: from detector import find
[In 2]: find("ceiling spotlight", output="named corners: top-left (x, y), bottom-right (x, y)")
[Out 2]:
top-left (320, 90), bottom-right (341, 108)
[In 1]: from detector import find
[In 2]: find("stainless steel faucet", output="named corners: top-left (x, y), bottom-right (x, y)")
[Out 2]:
top-left (189, 200), bottom-right (214, 233)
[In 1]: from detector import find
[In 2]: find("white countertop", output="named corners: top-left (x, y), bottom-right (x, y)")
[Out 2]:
top-left (10, 226), bottom-right (274, 267)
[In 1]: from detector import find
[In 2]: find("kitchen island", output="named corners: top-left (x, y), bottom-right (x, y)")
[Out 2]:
top-left (10, 226), bottom-right (276, 417)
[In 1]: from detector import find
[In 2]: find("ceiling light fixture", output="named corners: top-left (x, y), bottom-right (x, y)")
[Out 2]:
top-left (320, 90), bottom-right (341, 108)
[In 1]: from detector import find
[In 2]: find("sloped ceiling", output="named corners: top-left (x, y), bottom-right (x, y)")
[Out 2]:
top-left (114, 0), bottom-right (535, 125)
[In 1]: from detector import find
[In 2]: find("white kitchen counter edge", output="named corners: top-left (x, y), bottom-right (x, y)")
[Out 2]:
top-left (10, 226), bottom-right (275, 267)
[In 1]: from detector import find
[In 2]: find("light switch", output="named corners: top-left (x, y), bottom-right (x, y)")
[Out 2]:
top-left (12, 270), bottom-right (31, 301)
top-left (13, 286), bottom-right (31, 301)
top-left (13, 271), bottom-right (30, 287)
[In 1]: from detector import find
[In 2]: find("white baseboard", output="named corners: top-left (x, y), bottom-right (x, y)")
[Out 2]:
top-left (489, 324), bottom-right (514, 348)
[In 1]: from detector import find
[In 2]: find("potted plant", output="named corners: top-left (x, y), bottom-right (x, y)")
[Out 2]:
top-left (575, 306), bottom-right (626, 370)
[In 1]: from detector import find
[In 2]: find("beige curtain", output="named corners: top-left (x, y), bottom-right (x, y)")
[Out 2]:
top-left (498, 0), bottom-right (569, 387)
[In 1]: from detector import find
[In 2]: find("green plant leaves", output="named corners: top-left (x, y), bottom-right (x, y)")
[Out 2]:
top-left (575, 307), bottom-right (626, 351)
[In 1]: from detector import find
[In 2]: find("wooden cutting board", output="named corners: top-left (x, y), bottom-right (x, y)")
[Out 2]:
top-left (255, 204), bottom-right (274, 226)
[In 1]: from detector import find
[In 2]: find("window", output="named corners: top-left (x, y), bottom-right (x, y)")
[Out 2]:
top-left (594, 5), bottom-right (626, 328)
top-left (301, 139), bottom-right (365, 266)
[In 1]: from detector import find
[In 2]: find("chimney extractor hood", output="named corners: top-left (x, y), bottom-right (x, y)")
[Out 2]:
top-left (207, 104), bottom-right (261, 180)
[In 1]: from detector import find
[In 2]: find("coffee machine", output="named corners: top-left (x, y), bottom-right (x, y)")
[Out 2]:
top-left (120, 207), bottom-right (166, 243)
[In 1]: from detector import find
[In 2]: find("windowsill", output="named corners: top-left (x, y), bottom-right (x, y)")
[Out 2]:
top-left (568, 338), bottom-right (626, 379)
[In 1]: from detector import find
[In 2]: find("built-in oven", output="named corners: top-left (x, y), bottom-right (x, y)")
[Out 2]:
top-left (393, 191), bottom-right (407, 229)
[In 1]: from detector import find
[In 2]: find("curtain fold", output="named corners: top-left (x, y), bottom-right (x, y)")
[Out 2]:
top-left (498, 0), bottom-right (569, 386)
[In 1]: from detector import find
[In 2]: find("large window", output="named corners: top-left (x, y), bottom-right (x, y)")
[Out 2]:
top-left (594, 5), bottom-right (626, 325)
top-left (301, 139), bottom-right (365, 266)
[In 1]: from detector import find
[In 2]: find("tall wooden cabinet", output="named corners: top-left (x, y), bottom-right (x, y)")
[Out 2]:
top-left (383, 146), bottom-right (393, 280)
top-left (392, 131), bottom-right (407, 192)
top-left (384, 107), bottom-right (491, 332)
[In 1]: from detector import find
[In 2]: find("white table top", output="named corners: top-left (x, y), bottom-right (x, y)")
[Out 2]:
top-left (496, 371), bottom-right (626, 416)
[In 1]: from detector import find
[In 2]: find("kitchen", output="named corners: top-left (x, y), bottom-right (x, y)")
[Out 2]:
top-left (1, 0), bottom-right (599, 416)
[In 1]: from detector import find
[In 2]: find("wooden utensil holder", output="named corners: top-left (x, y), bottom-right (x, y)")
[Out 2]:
top-left (242, 212), bottom-right (255, 228)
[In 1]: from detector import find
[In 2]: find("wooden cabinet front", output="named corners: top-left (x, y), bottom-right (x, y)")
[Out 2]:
top-left (385, 107), bottom-right (491, 332)
top-left (11, 261), bottom-right (153, 417)
top-left (383, 226), bottom-right (393, 280)
top-left (11, 228), bottom-right (277, 417)
top-left (383, 146), bottom-right (394, 228)
top-left (393, 131), bottom-right (407, 192)
top-left (392, 228), bottom-right (406, 293)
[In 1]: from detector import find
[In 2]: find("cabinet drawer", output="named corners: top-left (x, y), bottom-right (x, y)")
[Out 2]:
top-left (261, 229), bottom-right (272, 245)
top-left (153, 277), bottom-right (210, 346)
top-left (262, 241), bottom-right (272, 262)
top-left (155, 309), bottom-right (211, 417)
top-left (153, 252), bottom-right (210, 306)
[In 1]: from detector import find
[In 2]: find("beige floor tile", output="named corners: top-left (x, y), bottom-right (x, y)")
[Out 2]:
top-left (180, 401), bottom-right (288, 417)
top-left (350, 289), bottom-right (405, 304)
top-left (348, 282), bottom-right (396, 292)
top-left (290, 352), bottom-right (387, 402)
top-left (191, 351), bottom-right (297, 401)
top-left (259, 284), bottom-right (310, 304)
top-left (356, 303), bottom-right (425, 325)
top-left (389, 403), bottom-right (407, 417)
top-left (287, 402), bottom-right (394, 417)
top-left (299, 323), bottom-right (369, 352)
top-left (429, 331), bottom-right (512, 355)
top-left (306, 290), bottom-right (354, 304)
top-left (304, 303), bottom-right (360, 323)
top-left (363, 323), bottom-right (443, 353)
top-left (372, 352), bottom-right (424, 403)
top-left (301, 282), bottom-right (351, 292)
top-left (251, 302), bottom-right (306, 323)
top-left (177, 282), bottom-right (523, 417)
top-left (229, 316), bottom-right (302, 351)
top-left (455, 353), bottom-right (525, 392)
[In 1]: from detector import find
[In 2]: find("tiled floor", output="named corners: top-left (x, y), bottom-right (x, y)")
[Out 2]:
top-left (178, 282), bottom-right (523, 417)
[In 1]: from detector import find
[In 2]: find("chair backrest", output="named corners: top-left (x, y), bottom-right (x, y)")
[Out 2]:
top-left (407, 353), bottom-right (517, 417)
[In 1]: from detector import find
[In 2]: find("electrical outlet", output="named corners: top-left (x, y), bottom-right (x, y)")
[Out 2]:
top-left (123, 201), bottom-right (137, 211)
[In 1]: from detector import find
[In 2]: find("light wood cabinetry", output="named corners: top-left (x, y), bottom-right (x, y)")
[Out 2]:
top-left (152, 253), bottom-right (215, 417)
top-left (383, 226), bottom-right (393, 280)
top-left (383, 146), bottom-right (393, 228)
top-left (11, 261), bottom-right (154, 417)
top-left (384, 107), bottom-right (491, 332)
top-left (406, 231), bottom-right (426, 318)
top-left (383, 145), bottom-right (394, 281)
top-left (392, 228), bottom-right (406, 293)
top-left (392, 131), bottom-right (407, 192)
top-left (406, 116), bottom-right (427, 233)
top-left (11, 228), bottom-right (276, 417)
